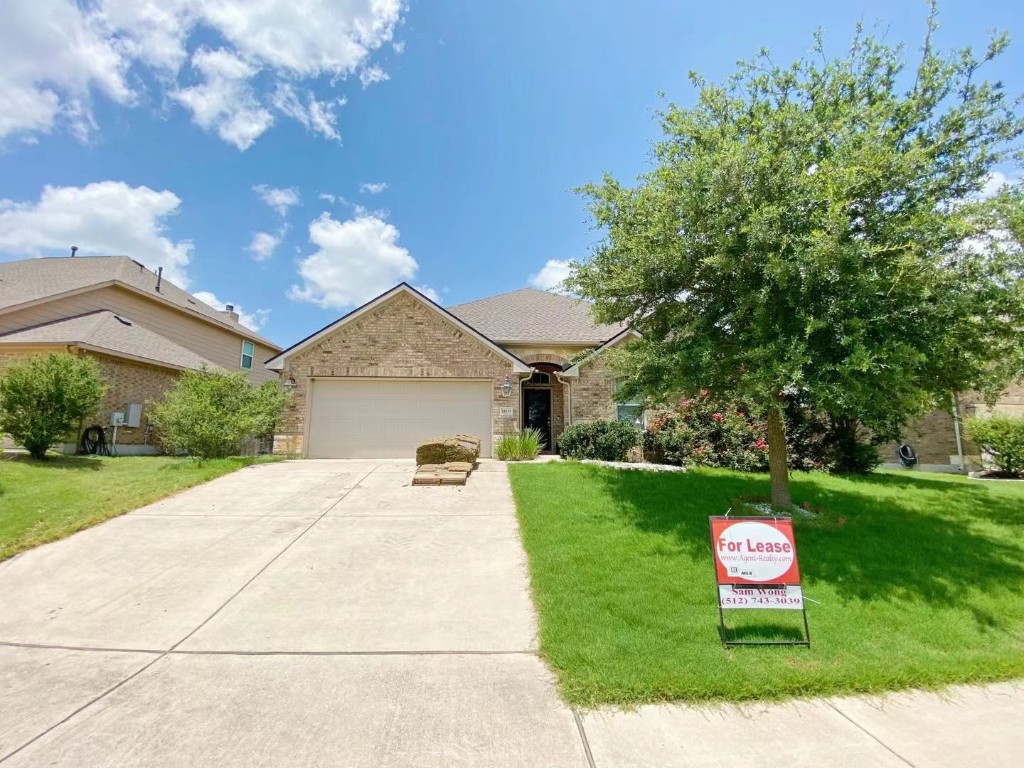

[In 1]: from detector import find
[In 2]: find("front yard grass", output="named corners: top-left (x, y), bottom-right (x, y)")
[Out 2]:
top-left (509, 462), bottom-right (1024, 706)
top-left (0, 453), bottom-right (277, 560)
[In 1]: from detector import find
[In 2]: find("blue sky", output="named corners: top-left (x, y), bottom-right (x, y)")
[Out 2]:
top-left (0, 1), bottom-right (1021, 346)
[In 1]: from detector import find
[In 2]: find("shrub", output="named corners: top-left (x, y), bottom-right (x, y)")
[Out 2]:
top-left (495, 428), bottom-right (544, 461)
top-left (0, 353), bottom-right (104, 459)
top-left (784, 402), bottom-right (881, 473)
top-left (644, 391), bottom-right (880, 473)
top-left (646, 394), bottom-right (768, 471)
top-left (148, 369), bottom-right (287, 460)
top-left (965, 415), bottom-right (1024, 476)
top-left (559, 420), bottom-right (639, 461)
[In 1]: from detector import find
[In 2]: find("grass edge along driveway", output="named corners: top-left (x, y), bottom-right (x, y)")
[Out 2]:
top-left (508, 462), bottom-right (1024, 707)
top-left (0, 454), bottom-right (278, 561)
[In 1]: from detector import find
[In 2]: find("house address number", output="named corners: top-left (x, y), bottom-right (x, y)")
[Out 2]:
top-left (499, 407), bottom-right (514, 417)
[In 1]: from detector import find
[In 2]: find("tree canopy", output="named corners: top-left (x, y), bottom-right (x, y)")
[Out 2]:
top-left (569, 5), bottom-right (1024, 503)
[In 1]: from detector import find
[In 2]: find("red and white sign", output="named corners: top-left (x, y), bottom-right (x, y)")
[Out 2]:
top-left (710, 516), bottom-right (801, 586)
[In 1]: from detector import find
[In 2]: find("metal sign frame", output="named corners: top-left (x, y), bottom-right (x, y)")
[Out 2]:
top-left (708, 516), bottom-right (811, 648)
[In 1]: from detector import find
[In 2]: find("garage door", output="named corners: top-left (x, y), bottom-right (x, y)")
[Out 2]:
top-left (307, 379), bottom-right (493, 459)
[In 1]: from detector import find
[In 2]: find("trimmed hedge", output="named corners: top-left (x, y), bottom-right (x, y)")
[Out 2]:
top-left (559, 420), bottom-right (640, 461)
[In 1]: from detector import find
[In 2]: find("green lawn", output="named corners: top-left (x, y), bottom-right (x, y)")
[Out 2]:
top-left (508, 462), bottom-right (1024, 706)
top-left (0, 453), bottom-right (278, 561)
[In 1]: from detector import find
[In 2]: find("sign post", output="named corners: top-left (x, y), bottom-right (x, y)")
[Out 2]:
top-left (709, 516), bottom-right (810, 647)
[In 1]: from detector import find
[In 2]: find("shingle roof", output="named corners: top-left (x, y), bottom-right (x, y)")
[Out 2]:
top-left (447, 288), bottom-right (627, 344)
top-left (0, 311), bottom-right (222, 371)
top-left (0, 256), bottom-right (279, 349)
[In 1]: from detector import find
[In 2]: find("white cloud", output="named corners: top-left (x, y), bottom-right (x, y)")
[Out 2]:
top-left (0, 0), bottom-right (405, 145)
top-left (392, 41), bottom-right (405, 55)
top-left (192, 290), bottom-right (270, 331)
top-left (980, 171), bottom-right (1015, 199)
top-left (0, 0), bottom-right (133, 141)
top-left (270, 82), bottom-right (343, 141)
top-left (359, 65), bottom-right (390, 88)
top-left (415, 284), bottom-right (441, 303)
top-left (288, 212), bottom-right (423, 309)
top-left (253, 185), bottom-right (300, 216)
top-left (359, 181), bottom-right (389, 195)
top-left (247, 227), bottom-right (287, 261)
top-left (528, 259), bottom-right (572, 293)
top-left (0, 181), bottom-right (192, 286)
top-left (318, 193), bottom-right (337, 204)
top-left (174, 48), bottom-right (274, 150)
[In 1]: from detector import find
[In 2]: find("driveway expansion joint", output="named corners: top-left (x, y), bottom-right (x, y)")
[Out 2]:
top-left (825, 700), bottom-right (918, 767)
top-left (1, 464), bottom-right (388, 765)
top-left (572, 710), bottom-right (597, 768)
top-left (165, 463), bottom-right (384, 653)
top-left (0, 641), bottom-right (538, 657)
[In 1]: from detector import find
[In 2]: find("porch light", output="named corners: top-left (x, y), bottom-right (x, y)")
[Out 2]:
top-left (500, 375), bottom-right (513, 397)
top-left (282, 375), bottom-right (298, 391)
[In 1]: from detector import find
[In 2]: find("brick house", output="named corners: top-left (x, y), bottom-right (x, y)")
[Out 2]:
top-left (0, 256), bottom-right (280, 454)
top-left (267, 284), bottom-right (641, 458)
top-left (880, 383), bottom-right (1024, 472)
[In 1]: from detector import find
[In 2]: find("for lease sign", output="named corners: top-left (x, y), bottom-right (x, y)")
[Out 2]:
top-left (710, 517), bottom-right (801, 585)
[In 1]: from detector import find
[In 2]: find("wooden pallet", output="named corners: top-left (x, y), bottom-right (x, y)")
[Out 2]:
top-left (412, 462), bottom-right (473, 486)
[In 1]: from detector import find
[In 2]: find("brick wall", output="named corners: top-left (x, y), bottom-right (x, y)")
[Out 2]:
top-left (0, 348), bottom-right (179, 450)
top-left (572, 354), bottom-right (618, 422)
top-left (881, 379), bottom-right (1024, 466)
top-left (89, 353), bottom-right (179, 447)
top-left (274, 292), bottom-right (519, 456)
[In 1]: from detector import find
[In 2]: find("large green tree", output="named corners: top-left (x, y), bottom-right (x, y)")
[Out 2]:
top-left (570, 6), bottom-right (1024, 504)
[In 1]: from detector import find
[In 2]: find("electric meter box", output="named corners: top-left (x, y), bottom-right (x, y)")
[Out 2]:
top-left (125, 403), bottom-right (142, 428)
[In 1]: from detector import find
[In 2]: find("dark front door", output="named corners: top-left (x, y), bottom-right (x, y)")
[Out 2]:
top-left (523, 388), bottom-right (552, 452)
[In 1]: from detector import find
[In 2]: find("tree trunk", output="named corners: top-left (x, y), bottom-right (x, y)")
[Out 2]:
top-left (767, 404), bottom-right (792, 506)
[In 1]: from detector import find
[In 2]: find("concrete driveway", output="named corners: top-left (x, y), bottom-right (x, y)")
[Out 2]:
top-left (3, 460), bottom-right (1020, 767)
top-left (0, 459), bottom-right (590, 767)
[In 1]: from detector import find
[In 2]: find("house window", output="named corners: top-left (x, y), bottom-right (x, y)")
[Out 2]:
top-left (615, 380), bottom-right (644, 426)
top-left (528, 370), bottom-right (550, 385)
top-left (240, 340), bottom-right (254, 370)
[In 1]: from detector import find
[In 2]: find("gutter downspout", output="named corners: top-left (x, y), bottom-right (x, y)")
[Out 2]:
top-left (555, 372), bottom-right (573, 428)
top-left (951, 392), bottom-right (966, 474)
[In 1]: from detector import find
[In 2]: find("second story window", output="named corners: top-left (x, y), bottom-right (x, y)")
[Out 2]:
top-left (241, 340), bottom-right (254, 370)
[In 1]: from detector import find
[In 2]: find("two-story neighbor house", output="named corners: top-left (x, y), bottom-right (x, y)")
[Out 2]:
top-left (0, 255), bottom-right (280, 454)
top-left (267, 284), bottom-right (640, 459)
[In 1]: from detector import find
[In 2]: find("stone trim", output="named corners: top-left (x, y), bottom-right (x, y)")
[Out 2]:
top-left (522, 352), bottom-right (571, 367)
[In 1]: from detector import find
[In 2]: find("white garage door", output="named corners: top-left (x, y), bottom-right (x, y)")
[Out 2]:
top-left (307, 379), bottom-right (493, 459)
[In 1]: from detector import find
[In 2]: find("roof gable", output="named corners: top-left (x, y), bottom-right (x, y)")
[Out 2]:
top-left (562, 327), bottom-right (641, 378)
top-left (267, 283), bottom-right (532, 372)
top-left (0, 256), bottom-right (279, 349)
top-left (446, 288), bottom-right (628, 344)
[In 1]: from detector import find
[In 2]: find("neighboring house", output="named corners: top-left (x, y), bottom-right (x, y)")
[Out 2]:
top-left (267, 284), bottom-right (640, 458)
top-left (880, 383), bottom-right (1024, 472)
top-left (0, 255), bottom-right (281, 454)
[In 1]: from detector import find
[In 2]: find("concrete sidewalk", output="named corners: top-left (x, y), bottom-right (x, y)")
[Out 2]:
top-left (580, 681), bottom-right (1023, 767)
top-left (0, 458), bottom-right (1020, 766)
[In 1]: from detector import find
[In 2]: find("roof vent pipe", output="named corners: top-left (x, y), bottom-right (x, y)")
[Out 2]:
top-left (155, 267), bottom-right (163, 293)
